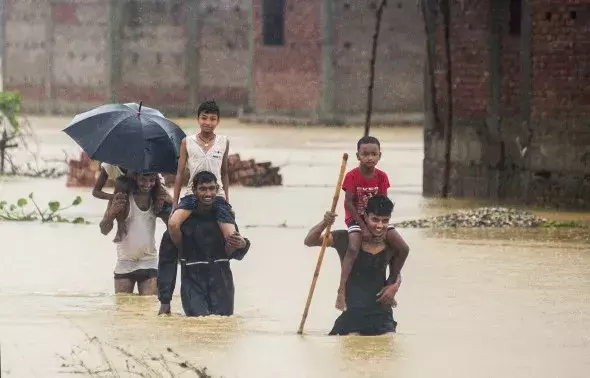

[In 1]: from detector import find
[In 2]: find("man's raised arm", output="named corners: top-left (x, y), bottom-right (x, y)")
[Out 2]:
top-left (303, 211), bottom-right (337, 247)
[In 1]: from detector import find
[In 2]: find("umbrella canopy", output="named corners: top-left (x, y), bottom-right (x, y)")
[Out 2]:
top-left (63, 102), bottom-right (186, 174)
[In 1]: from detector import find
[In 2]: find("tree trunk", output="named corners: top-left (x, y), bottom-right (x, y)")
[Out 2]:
top-left (364, 0), bottom-right (388, 137)
top-left (440, 0), bottom-right (453, 198)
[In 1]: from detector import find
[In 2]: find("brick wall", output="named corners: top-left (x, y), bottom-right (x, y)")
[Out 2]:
top-left (331, 0), bottom-right (424, 115)
top-left (252, 0), bottom-right (323, 114)
top-left (423, 0), bottom-right (590, 209)
top-left (526, 0), bottom-right (590, 207)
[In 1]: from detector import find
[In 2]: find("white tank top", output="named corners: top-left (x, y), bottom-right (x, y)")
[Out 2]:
top-left (114, 194), bottom-right (158, 274)
top-left (184, 134), bottom-right (227, 198)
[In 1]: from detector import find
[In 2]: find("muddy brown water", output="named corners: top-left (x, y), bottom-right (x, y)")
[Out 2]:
top-left (0, 117), bottom-right (589, 377)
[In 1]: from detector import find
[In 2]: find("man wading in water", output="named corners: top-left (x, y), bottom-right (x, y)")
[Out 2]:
top-left (157, 171), bottom-right (251, 317)
top-left (304, 195), bottom-right (409, 335)
top-left (100, 172), bottom-right (172, 295)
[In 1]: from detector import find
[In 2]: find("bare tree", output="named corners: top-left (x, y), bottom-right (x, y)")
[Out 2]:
top-left (364, 0), bottom-right (388, 137)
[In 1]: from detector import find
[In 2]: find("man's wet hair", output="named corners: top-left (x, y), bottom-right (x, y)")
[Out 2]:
top-left (357, 135), bottom-right (381, 151)
top-left (365, 195), bottom-right (394, 216)
top-left (192, 170), bottom-right (218, 190)
top-left (197, 100), bottom-right (220, 117)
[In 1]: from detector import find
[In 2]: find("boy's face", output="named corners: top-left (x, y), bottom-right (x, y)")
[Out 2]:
top-left (193, 180), bottom-right (218, 206)
top-left (364, 212), bottom-right (391, 237)
top-left (356, 143), bottom-right (381, 168)
top-left (198, 111), bottom-right (220, 134)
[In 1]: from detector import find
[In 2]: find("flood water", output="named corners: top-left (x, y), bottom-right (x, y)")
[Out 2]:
top-left (1, 117), bottom-right (590, 377)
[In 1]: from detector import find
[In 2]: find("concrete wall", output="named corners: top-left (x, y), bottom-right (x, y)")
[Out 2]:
top-left (3, 0), bottom-right (110, 113)
top-left (422, 0), bottom-right (590, 209)
top-left (3, 0), bottom-right (251, 116)
top-left (3, 0), bottom-right (424, 120)
top-left (331, 0), bottom-right (424, 115)
top-left (197, 0), bottom-right (250, 108)
top-left (116, 0), bottom-right (189, 108)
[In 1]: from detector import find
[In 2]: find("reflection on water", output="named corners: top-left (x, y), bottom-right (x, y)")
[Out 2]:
top-left (1, 118), bottom-right (590, 377)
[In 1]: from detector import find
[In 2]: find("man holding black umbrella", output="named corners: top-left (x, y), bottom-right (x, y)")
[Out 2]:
top-left (99, 172), bottom-right (172, 295)
top-left (63, 102), bottom-right (185, 294)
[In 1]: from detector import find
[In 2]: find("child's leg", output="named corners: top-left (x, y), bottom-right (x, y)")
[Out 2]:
top-left (336, 227), bottom-right (362, 311)
top-left (167, 193), bottom-right (197, 259)
top-left (212, 197), bottom-right (238, 252)
top-left (113, 177), bottom-right (131, 243)
top-left (167, 209), bottom-right (193, 260)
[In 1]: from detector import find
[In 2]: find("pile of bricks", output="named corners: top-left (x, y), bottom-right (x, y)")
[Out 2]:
top-left (66, 152), bottom-right (282, 188)
top-left (161, 153), bottom-right (282, 187)
top-left (227, 153), bottom-right (282, 187)
top-left (66, 152), bottom-right (101, 188)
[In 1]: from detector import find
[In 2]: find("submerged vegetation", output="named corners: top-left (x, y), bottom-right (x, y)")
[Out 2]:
top-left (0, 192), bottom-right (88, 224)
top-left (59, 333), bottom-right (215, 377)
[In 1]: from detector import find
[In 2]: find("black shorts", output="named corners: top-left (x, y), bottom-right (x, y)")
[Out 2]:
top-left (113, 268), bottom-right (157, 282)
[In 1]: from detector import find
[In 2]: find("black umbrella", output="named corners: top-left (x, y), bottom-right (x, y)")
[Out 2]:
top-left (63, 102), bottom-right (186, 174)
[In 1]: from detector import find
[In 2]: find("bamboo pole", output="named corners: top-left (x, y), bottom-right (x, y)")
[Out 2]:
top-left (297, 153), bottom-right (349, 335)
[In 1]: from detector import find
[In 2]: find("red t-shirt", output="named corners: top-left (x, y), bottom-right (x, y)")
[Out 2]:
top-left (342, 167), bottom-right (390, 225)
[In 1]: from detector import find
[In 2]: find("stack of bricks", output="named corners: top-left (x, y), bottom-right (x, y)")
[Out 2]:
top-left (66, 152), bottom-right (283, 188)
top-left (158, 154), bottom-right (283, 188)
top-left (65, 152), bottom-right (101, 188)
top-left (226, 153), bottom-right (282, 187)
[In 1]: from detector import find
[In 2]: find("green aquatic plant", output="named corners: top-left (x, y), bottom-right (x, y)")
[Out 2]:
top-left (0, 192), bottom-right (89, 224)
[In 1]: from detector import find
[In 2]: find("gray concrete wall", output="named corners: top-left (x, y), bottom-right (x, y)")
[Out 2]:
top-left (331, 0), bottom-right (425, 115)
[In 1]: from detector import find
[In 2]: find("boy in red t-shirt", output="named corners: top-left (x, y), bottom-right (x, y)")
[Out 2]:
top-left (336, 136), bottom-right (400, 311)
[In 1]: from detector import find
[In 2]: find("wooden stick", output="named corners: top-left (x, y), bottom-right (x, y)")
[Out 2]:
top-left (297, 152), bottom-right (349, 335)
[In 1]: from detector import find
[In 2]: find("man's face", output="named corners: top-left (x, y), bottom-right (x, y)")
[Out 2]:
top-left (198, 112), bottom-right (220, 134)
top-left (356, 143), bottom-right (381, 168)
top-left (194, 180), bottom-right (218, 206)
top-left (136, 174), bottom-right (157, 192)
top-left (364, 212), bottom-right (391, 238)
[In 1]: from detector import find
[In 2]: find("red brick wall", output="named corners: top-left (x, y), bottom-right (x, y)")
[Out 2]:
top-left (252, 0), bottom-right (322, 113)
top-left (529, 0), bottom-right (590, 120)
top-left (447, 0), bottom-right (490, 119)
top-left (424, 0), bottom-right (590, 208)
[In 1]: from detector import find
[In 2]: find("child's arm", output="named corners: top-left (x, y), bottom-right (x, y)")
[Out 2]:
top-left (344, 191), bottom-right (367, 230)
top-left (378, 171), bottom-right (391, 196)
top-left (172, 138), bottom-right (188, 207)
top-left (221, 139), bottom-right (230, 202)
top-left (342, 172), bottom-right (367, 230)
top-left (92, 168), bottom-right (113, 200)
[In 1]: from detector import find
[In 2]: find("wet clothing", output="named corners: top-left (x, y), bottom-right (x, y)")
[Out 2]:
top-left (177, 194), bottom-right (235, 225)
top-left (178, 134), bottom-right (235, 225)
top-left (328, 230), bottom-right (398, 336)
top-left (114, 268), bottom-right (157, 282)
top-left (114, 194), bottom-right (158, 275)
top-left (157, 209), bottom-right (250, 317)
top-left (342, 167), bottom-right (390, 226)
top-left (184, 134), bottom-right (228, 198)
